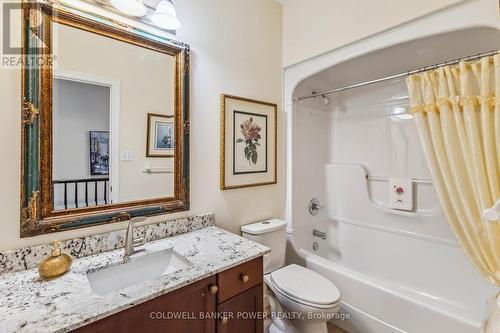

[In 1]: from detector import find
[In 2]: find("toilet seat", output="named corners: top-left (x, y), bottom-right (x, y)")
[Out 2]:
top-left (272, 283), bottom-right (340, 310)
top-left (269, 264), bottom-right (340, 309)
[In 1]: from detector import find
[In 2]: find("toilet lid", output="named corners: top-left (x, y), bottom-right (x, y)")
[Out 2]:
top-left (270, 264), bottom-right (340, 306)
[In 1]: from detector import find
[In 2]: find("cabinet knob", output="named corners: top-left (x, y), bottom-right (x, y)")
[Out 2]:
top-left (221, 316), bottom-right (229, 325)
top-left (241, 274), bottom-right (250, 283)
top-left (209, 285), bottom-right (218, 294)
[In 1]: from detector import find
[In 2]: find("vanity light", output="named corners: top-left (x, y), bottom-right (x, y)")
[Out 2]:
top-left (110, 0), bottom-right (147, 17)
top-left (151, 0), bottom-right (181, 30)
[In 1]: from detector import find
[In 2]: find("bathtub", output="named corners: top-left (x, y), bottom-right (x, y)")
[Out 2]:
top-left (288, 219), bottom-right (498, 333)
top-left (302, 251), bottom-right (479, 333)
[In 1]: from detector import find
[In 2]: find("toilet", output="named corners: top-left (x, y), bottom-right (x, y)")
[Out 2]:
top-left (241, 219), bottom-right (341, 333)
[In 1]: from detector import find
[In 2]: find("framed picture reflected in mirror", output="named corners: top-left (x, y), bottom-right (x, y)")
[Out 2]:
top-left (89, 131), bottom-right (110, 175)
top-left (147, 113), bottom-right (175, 157)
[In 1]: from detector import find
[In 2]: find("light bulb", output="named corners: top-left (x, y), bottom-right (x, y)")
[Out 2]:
top-left (110, 0), bottom-right (147, 17)
top-left (151, 0), bottom-right (181, 30)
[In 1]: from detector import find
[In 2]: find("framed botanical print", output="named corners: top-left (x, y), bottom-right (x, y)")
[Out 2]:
top-left (220, 94), bottom-right (277, 190)
top-left (89, 131), bottom-right (109, 175)
top-left (147, 113), bottom-right (175, 157)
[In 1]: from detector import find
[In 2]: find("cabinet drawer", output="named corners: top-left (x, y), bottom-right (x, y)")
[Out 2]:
top-left (217, 257), bottom-right (263, 303)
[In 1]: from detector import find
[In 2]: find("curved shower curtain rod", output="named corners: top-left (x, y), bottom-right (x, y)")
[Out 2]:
top-left (294, 49), bottom-right (500, 102)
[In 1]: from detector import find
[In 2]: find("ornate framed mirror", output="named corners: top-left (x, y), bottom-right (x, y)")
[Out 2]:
top-left (20, 1), bottom-right (190, 237)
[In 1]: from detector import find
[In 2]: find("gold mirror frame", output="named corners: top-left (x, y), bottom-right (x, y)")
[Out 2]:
top-left (20, 1), bottom-right (190, 237)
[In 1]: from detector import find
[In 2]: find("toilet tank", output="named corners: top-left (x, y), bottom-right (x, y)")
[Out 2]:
top-left (241, 219), bottom-right (286, 274)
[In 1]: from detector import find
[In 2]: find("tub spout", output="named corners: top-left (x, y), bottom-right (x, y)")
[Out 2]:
top-left (313, 229), bottom-right (327, 240)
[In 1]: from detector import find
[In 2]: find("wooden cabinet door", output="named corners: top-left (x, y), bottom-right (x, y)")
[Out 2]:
top-left (216, 284), bottom-right (263, 333)
top-left (73, 276), bottom-right (217, 333)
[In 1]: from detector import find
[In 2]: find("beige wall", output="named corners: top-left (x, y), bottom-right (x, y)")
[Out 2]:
top-left (281, 0), bottom-right (466, 67)
top-left (0, 0), bottom-right (283, 250)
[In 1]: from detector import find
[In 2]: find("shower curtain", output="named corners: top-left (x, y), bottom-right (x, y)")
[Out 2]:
top-left (407, 55), bottom-right (500, 332)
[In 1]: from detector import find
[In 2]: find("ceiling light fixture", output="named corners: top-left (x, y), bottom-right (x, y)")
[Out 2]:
top-left (110, 0), bottom-right (148, 17)
top-left (151, 0), bottom-right (181, 30)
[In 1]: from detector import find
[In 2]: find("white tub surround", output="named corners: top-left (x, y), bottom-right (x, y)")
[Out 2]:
top-left (0, 226), bottom-right (270, 333)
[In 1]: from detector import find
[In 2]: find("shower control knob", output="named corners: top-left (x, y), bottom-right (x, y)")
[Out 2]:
top-left (309, 198), bottom-right (323, 215)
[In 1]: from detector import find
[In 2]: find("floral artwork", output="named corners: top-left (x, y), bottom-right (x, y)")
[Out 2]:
top-left (236, 117), bottom-right (262, 165)
top-left (221, 94), bottom-right (276, 190)
top-left (232, 111), bottom-right (267, 175)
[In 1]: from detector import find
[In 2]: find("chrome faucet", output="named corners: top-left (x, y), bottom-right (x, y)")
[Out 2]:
top-left (124, 216), bottom-right (147, 260)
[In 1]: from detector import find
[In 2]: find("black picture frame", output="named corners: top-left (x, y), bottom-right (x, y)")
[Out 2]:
top-left (89, 131), bottom-right (110, 176)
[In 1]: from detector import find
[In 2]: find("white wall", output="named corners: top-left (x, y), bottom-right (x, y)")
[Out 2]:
top-left (52, 79), bottom-right (111, 210)
top-left (53, 79), bottom-right (110, 181)
top-left (281, 0), bottom-right (470, 67)
top-left (0, 0), bottom-right (283, 250)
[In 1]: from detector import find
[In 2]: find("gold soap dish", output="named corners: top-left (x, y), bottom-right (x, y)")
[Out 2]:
top-left (38, 240), bottom-right (73, 279)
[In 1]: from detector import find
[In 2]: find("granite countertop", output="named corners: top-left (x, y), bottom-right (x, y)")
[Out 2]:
top-left (0, 226), bottom-right (270, 333)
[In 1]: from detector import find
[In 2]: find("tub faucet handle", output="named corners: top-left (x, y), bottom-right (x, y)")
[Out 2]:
top-left (309, 198), bottom-right (323, 215)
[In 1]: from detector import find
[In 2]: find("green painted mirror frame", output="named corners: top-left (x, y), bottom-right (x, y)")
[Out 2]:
top-left (20, 0), bottom-right (190, 237)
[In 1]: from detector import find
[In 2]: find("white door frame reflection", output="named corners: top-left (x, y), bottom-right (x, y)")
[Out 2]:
top-left (53, 69), bottom-right (121, 206)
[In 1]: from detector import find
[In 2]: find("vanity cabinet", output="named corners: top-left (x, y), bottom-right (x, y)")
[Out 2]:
top-left (73, 257), bottom-right (263, 333)
top-left (74, 276), bottom-right (217, 333)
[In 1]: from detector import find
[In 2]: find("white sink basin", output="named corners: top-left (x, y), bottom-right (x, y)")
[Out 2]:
top-left (86, 249), bottom-right (190, 295)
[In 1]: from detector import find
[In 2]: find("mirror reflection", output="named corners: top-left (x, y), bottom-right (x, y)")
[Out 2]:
top-left (51, 22), bottom-right (175, 211)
